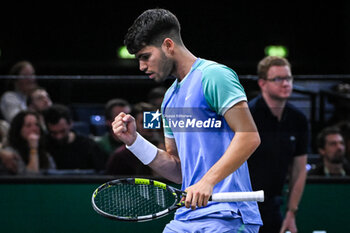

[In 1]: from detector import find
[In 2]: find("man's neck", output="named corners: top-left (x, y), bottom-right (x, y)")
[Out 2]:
top-left (324, 160), bottom-right (346, 176)
top-left (172, 47), bottom-right (197, 81)
top-left (262, 92), bottom-right (287, 121)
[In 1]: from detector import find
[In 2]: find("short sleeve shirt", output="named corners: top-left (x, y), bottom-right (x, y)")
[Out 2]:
top-left (248, 95), bottom-right (309, 198)
top-left (161, 58), bottom-right (262, 225)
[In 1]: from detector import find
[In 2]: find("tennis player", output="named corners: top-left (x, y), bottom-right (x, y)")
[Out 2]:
top-left (112, 9), bottom-right (262, 232)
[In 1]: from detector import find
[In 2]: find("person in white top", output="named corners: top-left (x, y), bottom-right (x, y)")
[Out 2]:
top-left (0, 61), bottom-right (37, 123)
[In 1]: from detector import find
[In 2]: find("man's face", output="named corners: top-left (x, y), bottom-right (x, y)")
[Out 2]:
top-left (47, 118), bottom-right (71, 145)
top-left (136, 45), bottom-right (174, 83)
top-left (261, 65), bottom-right (293, 100)
top-left (320, 134), bottom-right (346, 164)
top-left (30, 89), bottom-right (52, 112)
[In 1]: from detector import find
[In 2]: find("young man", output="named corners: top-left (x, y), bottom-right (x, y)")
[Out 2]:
top-left (112, 9), bottom-right (262, 232)
top-left (27, 87), bottom-right (53, 130)
top-left (309, 127), bottom-right (350, 176)
top-left (44, 104), bottom-right (106, 172)
top-left (248, 56), bottom-right (308, 233)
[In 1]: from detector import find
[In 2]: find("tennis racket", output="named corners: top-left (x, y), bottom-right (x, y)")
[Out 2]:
top-left (91, 178), bottom-right (264, 222)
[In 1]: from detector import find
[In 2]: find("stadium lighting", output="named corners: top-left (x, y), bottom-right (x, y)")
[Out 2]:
top-left (264, 45), bottom-right (288, 58)
top-left (117, 46), bottom-right (135, 59)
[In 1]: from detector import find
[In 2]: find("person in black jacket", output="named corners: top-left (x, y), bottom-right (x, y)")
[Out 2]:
top-left (43, 104), bottom-right (106, 172)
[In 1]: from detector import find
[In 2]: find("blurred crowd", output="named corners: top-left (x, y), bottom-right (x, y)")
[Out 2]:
top-left (0, 60), bottom-right (349, 178)
top-left (0, 61), bottom-right (166, 176)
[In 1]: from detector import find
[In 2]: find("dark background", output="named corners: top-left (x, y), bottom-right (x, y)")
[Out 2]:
top-left (0, 1), bottom-right (349, 75)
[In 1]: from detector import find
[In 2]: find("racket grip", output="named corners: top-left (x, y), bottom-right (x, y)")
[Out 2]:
top-left (210, 190), bottom-right (264, 202)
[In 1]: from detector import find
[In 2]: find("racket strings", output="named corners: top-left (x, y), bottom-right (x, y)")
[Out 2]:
top-left (94, 184), bottom-right (176, 218)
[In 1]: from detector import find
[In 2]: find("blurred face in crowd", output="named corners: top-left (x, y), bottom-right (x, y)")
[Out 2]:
top-left (109, 106), bottom-right (131, 124)
top-left (259, 65), bottom-right (293, 101)
top-left (19, 63), bottom-right (35, 76)
top-left (151, 97), bottom-right (163, 108)
top-left (47, 118), bottom-right (71, 145)
top-left (320, 134), bottom-right (346, 164)
top-left (15, 63), bottom-right (37, 95)
top-left (30, 89), bottom-right (52, 112)
top-left (21, 114), bottom-right (40, 140)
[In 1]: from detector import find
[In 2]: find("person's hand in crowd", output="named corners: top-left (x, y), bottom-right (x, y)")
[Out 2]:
top-left (27, 133), bottom-right (39, 149)
top-left (0, 150), bottom-right (21, 174)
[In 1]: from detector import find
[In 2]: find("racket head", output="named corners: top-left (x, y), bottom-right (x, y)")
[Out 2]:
top-left (91, 178), bottom-right (183, 222)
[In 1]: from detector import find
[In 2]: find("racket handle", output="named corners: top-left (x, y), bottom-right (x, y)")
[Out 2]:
top-left (210, 190), bottom-right (264, 202)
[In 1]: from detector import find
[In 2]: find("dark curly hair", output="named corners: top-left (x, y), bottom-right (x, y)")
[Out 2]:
top-left (8, 110), bottom-right (50, 168)
top-left (124, 8), bottom-right (183, 54)
top-left (43, 104), bottom-right (72, 125)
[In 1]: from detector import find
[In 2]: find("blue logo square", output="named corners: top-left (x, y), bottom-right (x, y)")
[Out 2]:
top-left (143, 110), bottom-right (161, 129)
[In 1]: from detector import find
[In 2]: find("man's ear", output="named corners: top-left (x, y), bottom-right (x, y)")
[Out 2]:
top-left (257, 78), bottom-right (265, 90)
top-left (162, 38), bottom-right (175, 54)
top-left (318, 148), bottom-right (325, 157)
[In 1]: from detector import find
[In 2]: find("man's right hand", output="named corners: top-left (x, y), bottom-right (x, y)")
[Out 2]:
top-left (111, 112), bottom-right (137, 146)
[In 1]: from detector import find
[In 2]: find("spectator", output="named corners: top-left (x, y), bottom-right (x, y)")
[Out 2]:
top-left (43, 104), bottom-right (106, 172)
top-left (27, 87), bottom-right (53, 130)
top-left (0, 61), bottom-right (37, 122)
top-left (106, 102), bottom-right (160, 176)
top-left (309, 127), bottom-right (350, 176)
top-left (0, 120), bottom-right (9, 148)
top-left (337, 121), bottom-right (350, 162)
top-left (248, 56), bottom-right (308, 233)
top-left (95, 98), bottom-right (131, 157)
top-left (0, 110), bottom-right (55, 174)
top-left (325, 83), bottom-right (350, 126)
top-left (147, 86), bottom-right (167, 109)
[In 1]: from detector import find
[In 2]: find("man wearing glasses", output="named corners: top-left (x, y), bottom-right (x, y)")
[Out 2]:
top-left (248, 56), bottom-right (308, 233)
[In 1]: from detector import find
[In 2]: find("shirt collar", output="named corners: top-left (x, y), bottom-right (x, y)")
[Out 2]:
top-left (257, 95), bottom-right (288, 122)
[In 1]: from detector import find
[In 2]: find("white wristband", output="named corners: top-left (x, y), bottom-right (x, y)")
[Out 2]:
top-left (126, 133), bottom-right (158, 165)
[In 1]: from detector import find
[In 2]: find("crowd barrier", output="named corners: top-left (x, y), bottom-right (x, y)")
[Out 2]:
top-left (0, 175), bottom-right (349, 233)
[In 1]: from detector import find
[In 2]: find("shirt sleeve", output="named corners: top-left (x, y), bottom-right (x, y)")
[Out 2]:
top-left (0, 92), bottom-right (26, 122)
top-left (162, 114), bottom-right (174, 138)
top-left (201, 64), bottom-right (247, 116)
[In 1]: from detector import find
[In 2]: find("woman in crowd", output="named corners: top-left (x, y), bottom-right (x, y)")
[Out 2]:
top-left (3, 110), bottom-right (55, 174)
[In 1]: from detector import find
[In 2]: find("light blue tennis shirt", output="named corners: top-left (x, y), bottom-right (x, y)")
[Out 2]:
top-left (161, 58), bottom-right (262, 225)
